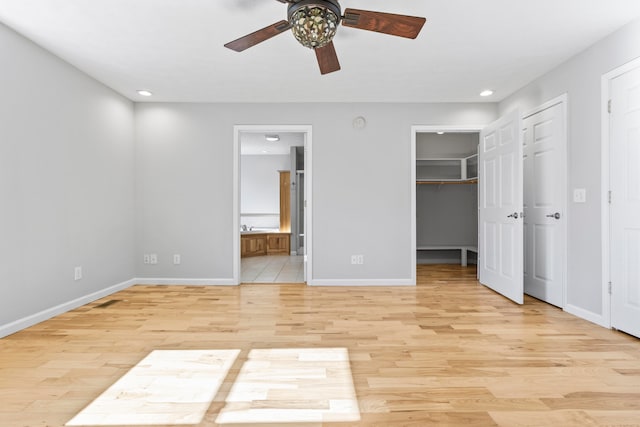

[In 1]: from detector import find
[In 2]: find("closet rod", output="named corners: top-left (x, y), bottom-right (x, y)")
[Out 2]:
top-left (416, 179), bottom-right (478, 185)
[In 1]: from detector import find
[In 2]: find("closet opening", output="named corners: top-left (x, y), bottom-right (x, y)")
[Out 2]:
top-left (412, 100), bottom-right (566, 305)
top-left (415, 131), bottom-right (479, 268)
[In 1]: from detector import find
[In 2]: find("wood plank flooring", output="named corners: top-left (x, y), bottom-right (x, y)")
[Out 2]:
top-left (1, 265), bottom-right (640, 426)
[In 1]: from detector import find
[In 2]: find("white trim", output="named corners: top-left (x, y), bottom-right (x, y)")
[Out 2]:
top-left (603, 55), bottom-right (640, 81)
top-left (233, 128), bottom-right (241, 285)
top-left (0, 278), bottom-right (136, 338)
top-left (410, 128), bottom-right (416, 285)
top-left (413, 125), bottom-right (487, 133)
top-left (309, 279), bottom-right (414, 287)
top-left (601, 55), bottom-right (640, 329)
top-left (522, 93), bottom-right (567, 119)
top-left (233, 125), bottom-right (313, 286)
top-left (135, 278), bottom-right (236, 286)
top-left (523, 94), bottom-right (569, 309)
top-left (601, 67), bottom-right (612, 329)
top-left (411, 125), bottom-right (485, 286)
top-left (304, 130), bottom-right (313, 285)
top-left (564, 304), bottom-right (609, 329)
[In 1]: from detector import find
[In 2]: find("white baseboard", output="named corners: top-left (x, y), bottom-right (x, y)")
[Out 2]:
top-left (564, 304), bottom-right (610, 329)
top-left (308, 278), bottom-right (415, 287)
top-left (134, 278), bottom-right (237, 286)
top-left (0, 278), bottom-right (136, 339)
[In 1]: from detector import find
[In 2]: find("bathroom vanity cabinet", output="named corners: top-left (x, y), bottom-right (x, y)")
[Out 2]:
top-left (241, 234), bottom-right (267, 257)
top-left (266, 233), bottom-right (290, 255)
top-left (241, 232), bottom-right (290, 257)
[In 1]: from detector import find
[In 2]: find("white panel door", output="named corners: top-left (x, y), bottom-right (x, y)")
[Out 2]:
top-left (610, 65), bottom-right (640, 338)
top-left (523, 102), bottom-right (566, 307)
top-left (479, 110), bottom-right (524, 304)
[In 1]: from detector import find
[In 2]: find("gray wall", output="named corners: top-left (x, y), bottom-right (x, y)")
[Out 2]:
top-left (134, 103), bottom-right (497, 282)
top-left (241, 154), bottom-right (290, 229)
top-left (416, 133), bottom-right (478, 158)
top-left (0, 23), bottom-right (135, 333)
top-left (500, 17), bottom-right (640, 320)
top-left (416, 185), bottom-right (478, 246)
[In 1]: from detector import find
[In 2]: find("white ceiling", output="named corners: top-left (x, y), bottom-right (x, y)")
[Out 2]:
top-left (1, 0), bottom-right (640, 103)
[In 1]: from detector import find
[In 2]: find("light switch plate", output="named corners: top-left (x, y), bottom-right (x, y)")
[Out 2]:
top-left (573, 188), bottom-right (587, 203)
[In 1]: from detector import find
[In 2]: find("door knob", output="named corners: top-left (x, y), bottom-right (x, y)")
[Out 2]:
top-left (507, 212), bottom-right (519, 219)
top-left (546, 212), bottom-right (561, 220)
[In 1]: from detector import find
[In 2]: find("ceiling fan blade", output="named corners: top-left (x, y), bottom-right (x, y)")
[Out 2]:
top-left (224, 20), bottom-right (291, 52)
top-left (315, 41), bottom-right (341, 75)
top-left (342, 8), bottom-right (426, 39)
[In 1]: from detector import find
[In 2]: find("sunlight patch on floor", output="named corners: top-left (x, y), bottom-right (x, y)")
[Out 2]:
top-left (66, 349), bottom-right (239, 426)
top-left (216, 348), bottom-right (360, 424)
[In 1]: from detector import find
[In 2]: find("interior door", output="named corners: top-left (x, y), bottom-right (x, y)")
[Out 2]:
top-left (479, 110), bottom-right (524, 304)
top-left (610, 65), bottom-right (640, 338)
top-left (523, 101), bottom-right (566, 307)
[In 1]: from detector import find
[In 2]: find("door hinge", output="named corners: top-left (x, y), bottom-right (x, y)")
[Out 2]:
top-left (608, 190), bottom-right (612, 204)
top-left (608, 99), bottom-right (612, 114)
top-left (608, 281), bottom-right (612, 295)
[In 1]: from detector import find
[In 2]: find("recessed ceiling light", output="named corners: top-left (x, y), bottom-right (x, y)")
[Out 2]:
top-left (437, 132), bottom-right (445, 135)
top-left (137, 90), bottom-right (152, 97)
top-left (265, 135), bottom-right (280, 142)
top-left (480, 90), bottom-right (494, 97)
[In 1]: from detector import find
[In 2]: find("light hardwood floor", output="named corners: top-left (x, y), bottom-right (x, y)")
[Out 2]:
top-left (1, 265), bottom-right (640, 426)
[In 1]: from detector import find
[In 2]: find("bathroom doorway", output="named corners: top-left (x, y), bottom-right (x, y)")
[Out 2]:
top-left (233, 125), bottom-right (312, 284)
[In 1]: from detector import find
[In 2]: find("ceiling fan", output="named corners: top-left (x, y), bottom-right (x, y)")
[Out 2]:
top-left (224, 0), bottom-right (426, 75)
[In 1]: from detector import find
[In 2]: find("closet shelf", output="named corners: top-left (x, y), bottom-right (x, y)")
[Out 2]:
top-left (417, 178), bottom-right (478, 185)
top-left (416, 154), bottom-right (478, 182)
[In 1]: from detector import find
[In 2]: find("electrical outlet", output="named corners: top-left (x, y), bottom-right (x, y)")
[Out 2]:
top-left (144, 254), bottom-right (150, 264)
top-left (573, 188), bottom-right (587, 203)
top-left (173, 254), bottom-right (181, 265)
top-left (150, 254), bottom-right (158, 265)
top-left (74, 266), bottom-right (82, 281)
top-left (351, 255), bottom-right (364, 265)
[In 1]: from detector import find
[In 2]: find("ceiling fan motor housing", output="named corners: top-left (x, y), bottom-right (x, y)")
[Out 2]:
top-left (288, 0), bottom-right (342, 49)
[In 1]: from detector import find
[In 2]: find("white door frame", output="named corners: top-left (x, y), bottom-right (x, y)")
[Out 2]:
top-left (233, 124), bottom-right (313, 285)
top-left (522, 94), bottom-right (569, 308)
top-left (601, 56), bottom-right (640, 329)
top-left (411, 125), bottom-right (484, 285)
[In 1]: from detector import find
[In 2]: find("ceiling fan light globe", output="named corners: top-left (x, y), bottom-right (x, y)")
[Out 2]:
top-left (290, 6), bottom-right (339, 49)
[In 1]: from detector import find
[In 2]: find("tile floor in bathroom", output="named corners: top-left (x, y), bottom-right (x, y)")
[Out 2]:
top-left (241, 255), bottom-right (305, 283)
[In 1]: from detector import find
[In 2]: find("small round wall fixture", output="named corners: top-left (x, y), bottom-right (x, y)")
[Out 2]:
top-left (352, 116), bottom-right (366, 130)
